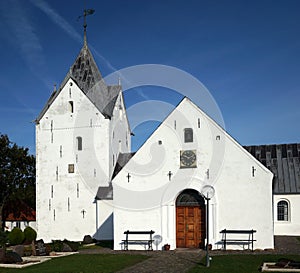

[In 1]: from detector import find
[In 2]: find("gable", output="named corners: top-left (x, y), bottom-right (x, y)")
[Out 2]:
top-left (36, 44), bottom-right (120, 123)
top-left (112, 96), bottom-right (272, 182)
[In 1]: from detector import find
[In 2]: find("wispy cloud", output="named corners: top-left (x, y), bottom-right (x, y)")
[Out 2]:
top-left (30, 0), bottom-right (117, 74)
top-left (0, 0), bottom-right (45, 75)
top-left (30, 0), bottom-right (82, 43)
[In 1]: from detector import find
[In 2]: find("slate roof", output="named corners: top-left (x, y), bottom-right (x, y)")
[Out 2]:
top-left (244, 143), bottom-right (300, 194)
top-left (95, 184), bottom-right (113, 200)
top-left (112, 152), bottom-right (136, 180)
top-left (36, 43), bottom-right (120, 122)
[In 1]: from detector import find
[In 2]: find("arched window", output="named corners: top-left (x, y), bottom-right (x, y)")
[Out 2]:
top-left (176, 189), bottom-right (204, 207)
top-left (76, 137), bottom-right (82, 151)
top-left (184, 128), bottom-right (193, 143)
top-left (277, 200), bottom-right (289, 221)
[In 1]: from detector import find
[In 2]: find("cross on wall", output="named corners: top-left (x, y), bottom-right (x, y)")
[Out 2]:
top-left (167, 171), bottom-right (173, 181)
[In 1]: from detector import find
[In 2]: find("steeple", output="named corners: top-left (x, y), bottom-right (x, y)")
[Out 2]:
top-left (36, 8), bottom-right (121, 123)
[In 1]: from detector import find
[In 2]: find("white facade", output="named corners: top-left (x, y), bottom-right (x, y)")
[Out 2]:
top-left (36, 71), bottom-right (130, 241)
top-left (274, 195), bottom-right (300, 236)
top-left (112, 98), bottom-right (274, 250)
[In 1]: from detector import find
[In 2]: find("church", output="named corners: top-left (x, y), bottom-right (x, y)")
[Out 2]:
top-left (35, 25), bottom-right (300, 251)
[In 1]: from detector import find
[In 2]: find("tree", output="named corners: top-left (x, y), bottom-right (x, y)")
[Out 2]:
top-left (0, 134), bottom-right (35, 229)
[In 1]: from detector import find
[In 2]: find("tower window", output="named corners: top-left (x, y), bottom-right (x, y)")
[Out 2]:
top-left (68, 101), bottom-right (74, 113)
top-left (184, 128), bottom-right (193, 143)
top-left (76, 137), bottom-right (82, 151)
top-left (68, 164), bottom-right (75, 173)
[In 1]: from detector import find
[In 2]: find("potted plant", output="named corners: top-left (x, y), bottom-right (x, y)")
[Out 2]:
top-left (163, 243), bottom-right (170, 251)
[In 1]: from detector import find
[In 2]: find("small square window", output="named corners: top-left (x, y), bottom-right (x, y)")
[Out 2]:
top-left (68, 164), bottom-right (74, 173)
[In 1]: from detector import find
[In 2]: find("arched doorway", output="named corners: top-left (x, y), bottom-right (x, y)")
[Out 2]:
top-left (176, 189), bottom-right (206, 248)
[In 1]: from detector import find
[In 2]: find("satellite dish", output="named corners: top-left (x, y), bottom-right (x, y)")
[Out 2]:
top-left (153, 235), bottom-right (162, 250)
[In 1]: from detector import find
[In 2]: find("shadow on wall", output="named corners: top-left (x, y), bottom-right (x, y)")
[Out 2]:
top-left (93, 213), bottom-right (113, 241)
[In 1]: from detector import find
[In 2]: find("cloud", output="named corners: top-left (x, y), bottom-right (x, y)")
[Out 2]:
top-left (30, 0), bottom-right (82, 43)
top-left (0, 0), bottom-right (45, 75)
top-left (30, 0), bottom-right (117, 74)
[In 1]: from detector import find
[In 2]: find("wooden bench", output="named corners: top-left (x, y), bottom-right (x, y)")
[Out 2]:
top-left (220, 229), bottom-right (256, 251)
top-left (123, 230), bottom-right (155, 250)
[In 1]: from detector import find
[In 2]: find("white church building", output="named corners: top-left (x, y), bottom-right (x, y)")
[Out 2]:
top-left (35, 30), bottom-right (300, 251)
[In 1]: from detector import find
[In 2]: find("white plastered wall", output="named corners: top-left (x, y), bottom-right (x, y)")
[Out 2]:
top-left (36, 78), bottom-right (112, 242)
top-left (112, 98), bottom-right (274, 250)
top-left (274, 194), bottom-right (300, 236)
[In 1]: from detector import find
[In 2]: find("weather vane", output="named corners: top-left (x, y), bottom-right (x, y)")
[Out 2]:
top-left (77, 8), bottom-right (95, 45)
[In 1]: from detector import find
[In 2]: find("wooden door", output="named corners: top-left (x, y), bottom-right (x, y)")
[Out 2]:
top-left (176, 206), bottom-right (205, 248)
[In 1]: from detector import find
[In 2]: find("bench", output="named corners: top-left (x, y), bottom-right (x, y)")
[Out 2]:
top-left (220, 229), bottom-right (256, 251)
top-left (123, 230), bottom-right (155, 250)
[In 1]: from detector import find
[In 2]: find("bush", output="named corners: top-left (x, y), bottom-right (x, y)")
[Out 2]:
top-left (63, 240), bottom-right (80, 251)
top-left (8, 228), bottom-right (25, 246)
top-left (0, 230), bottom-right (8, 248)
top-left (24, 226), bottom-right (37, 243)
top-left (50, 240), bottom-right (64, 252)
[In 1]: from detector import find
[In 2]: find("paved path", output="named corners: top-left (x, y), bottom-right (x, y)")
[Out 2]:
top-left (117, 249), bottom-right (204, 273)
top-left (79, 236), bottom-right (300, 273)
top-left (79, 248), bottom-right (205, 273)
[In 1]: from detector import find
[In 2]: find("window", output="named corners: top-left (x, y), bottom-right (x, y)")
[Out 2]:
top-left (68, 164), bottom-right (75, 173)
top-left (184, 128), bottom-right (193, 143)
top-left (68, 101), bottom-right (74, 113)
top-left (76, 137), bottom-right (82, 151)
top-left (277, 200), bottom-right (289, 221)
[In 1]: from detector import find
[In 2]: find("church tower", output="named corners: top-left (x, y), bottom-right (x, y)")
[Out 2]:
top-left (35, 17), bottom-right (130, 241)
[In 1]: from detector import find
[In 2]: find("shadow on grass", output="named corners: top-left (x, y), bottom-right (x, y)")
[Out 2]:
top-left (95, 240), bottom-right (114, 249)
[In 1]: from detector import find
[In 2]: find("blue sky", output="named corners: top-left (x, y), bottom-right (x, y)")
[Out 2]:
top-left (0, 0), bottom-right (299, 153)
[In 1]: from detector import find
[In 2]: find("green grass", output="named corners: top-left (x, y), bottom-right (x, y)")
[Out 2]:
top-left (0, 253), bottom-right (148, 273)
top-left (188, 254), bottom-right (300, 273)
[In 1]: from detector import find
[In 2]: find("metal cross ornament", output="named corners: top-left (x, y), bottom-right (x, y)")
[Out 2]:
top-left (167, 171), bottom-right (173, 181)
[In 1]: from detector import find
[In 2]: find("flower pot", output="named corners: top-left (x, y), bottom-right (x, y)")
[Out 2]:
top-left (164, 244), bottom-right (170, 251)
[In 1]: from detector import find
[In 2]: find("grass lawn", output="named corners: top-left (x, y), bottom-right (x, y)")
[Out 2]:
top-left (0, 253), bottom-right (148, 273)
top-left (188, 254), bottom-right (300, 273)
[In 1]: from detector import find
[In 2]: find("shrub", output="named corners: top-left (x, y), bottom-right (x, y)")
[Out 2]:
top-left (24, 226), bottom-right (37, 243)
top-left (0, 230), bottom-right (8, 248)
top-left (63, 240), bottom-right (80, 251)
top-left (8, 228), bottom-right (25, 245)
top-left (50, 240), bottom-right (64, 252)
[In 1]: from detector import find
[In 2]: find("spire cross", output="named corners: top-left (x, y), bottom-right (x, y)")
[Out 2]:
top-left (78, 9), bottom-right (95, 45)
